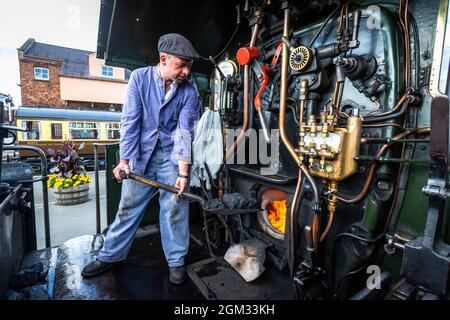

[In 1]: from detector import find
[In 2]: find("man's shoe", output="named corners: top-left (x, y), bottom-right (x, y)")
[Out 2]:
top-left (81, 259), bottom-right (118, 278)
top-left (169, 265), bottom-right (186, 284)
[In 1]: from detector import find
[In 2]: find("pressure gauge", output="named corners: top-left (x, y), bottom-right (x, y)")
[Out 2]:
top-left (215, 60), bottom-right (237, 79)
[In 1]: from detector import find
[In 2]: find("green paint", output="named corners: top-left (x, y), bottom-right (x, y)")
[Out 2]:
top-left (105, 144), bottom-right (159, 226)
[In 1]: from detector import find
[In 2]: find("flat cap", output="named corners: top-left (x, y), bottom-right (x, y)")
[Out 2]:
top-left (158, 33), bottom-right (200, 61)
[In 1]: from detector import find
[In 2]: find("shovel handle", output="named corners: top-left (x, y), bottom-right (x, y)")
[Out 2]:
top-left (119, 171), bottom-right (205, 204)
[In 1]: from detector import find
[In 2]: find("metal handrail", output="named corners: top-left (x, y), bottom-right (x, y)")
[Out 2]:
top-left (0, 183), bottom-right (23, 215)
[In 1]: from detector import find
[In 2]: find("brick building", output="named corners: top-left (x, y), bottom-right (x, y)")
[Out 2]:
top-left (18, 38), bottom-right (130, 111)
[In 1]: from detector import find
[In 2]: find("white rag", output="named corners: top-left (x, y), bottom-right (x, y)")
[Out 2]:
top-left (190, 109), bottom-right (223, 189)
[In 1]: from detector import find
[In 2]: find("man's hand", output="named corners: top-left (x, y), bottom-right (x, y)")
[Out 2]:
top-left (175, 177), bottom-right (188, 196)
top-left (113, 160), bottom-right (130, 181)
top-left (176, 160), bottom-right (190, 196)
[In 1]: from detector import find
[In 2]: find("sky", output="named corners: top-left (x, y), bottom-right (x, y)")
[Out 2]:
top-left (0, 0), bottom-right (101, 105)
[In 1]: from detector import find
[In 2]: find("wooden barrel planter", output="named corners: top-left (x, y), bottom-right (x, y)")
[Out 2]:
top-left (54, 183), bottom-right (90, 205)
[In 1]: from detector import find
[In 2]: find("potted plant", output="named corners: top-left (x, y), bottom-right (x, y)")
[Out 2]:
top-left (47, 141), bottom-right (92, 205)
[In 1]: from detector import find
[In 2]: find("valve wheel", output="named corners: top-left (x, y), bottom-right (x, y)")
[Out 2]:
top-left (289, 46), bottom-right (313, 71)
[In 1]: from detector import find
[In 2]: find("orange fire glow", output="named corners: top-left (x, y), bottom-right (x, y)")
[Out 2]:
top-left (266, 200), bottom-right (287, 234)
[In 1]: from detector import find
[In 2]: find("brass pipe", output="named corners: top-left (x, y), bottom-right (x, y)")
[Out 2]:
top-left (336, 128), bottom-right (430, 204)
top-left (225, 22), bottom-right (261, 161)
top-left (320, 181), bottom-right (337, 242)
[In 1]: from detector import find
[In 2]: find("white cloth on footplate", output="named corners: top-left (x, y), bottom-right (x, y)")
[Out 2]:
top-left (190, 109), bottom-right (223, 190)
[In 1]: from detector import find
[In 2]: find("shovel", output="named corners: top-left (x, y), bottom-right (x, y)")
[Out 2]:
top-left (119, 171), bottom-right (260, 216)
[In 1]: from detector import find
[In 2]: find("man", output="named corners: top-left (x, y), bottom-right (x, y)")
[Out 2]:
top-left (81, 33), bottom-right (201, 285)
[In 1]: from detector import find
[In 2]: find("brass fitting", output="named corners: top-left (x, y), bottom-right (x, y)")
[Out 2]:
top-left (309, 115), bottom-right (362, 181)
top-left (327, 181), bottom-right (338, 215)
top-left (299, 80), bottom-right (308, 100)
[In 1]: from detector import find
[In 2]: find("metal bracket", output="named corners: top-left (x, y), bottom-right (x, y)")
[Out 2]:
top-left (422, 184), bottom-right (450, 199)
top-left (418, 66), bottom-right (431, 87)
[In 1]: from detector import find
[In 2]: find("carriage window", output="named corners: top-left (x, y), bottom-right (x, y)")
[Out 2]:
top-left (21, 121), bottom-right (40, 140)
top-left (106, 123), bottom-right (121, 139)
top-left (51, 123), bottom-right (62, 139)
top-left (69, 122), bottom-right (100, 139)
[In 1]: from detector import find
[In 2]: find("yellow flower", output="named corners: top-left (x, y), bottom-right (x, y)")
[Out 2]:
top-left (64, 184), bottom-right (69, 188)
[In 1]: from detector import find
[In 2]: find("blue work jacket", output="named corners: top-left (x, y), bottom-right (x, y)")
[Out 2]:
top-left (119, 66), bottom-right (201, 175)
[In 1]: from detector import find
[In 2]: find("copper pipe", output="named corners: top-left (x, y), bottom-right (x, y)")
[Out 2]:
top-left (250, 22), bottom-right (260, 47)
top-left (337, 128), bottom-right (430, 204)
top-left (311, 213), bottom-right (320, 252)
top-left (225, 23), bottom-right (261, 161)
top-left (338, 4), bottom-right (345, 33)
top-left (299, 99), bottom-right (305, 124)
top-left (279, 26), bottom-right (321, 203)
top-left (404, 0), bottom-right (410, 87)
top-left (399, 0), bottom-right (410, 88)
top-left (345, 2), bottom-right (349, 32)
top-left (279, 7), bottom-right (299, 165)
top-left (320, 207), bottom-right (335, 242)
top-left (289, 169), bottom-right (303, 273)
top-left (332, 81), bottom-right (344, 112)
top-left (279, 7), bottom-right (321, 256)
top-left (366, 90), bottom-right (411, 118)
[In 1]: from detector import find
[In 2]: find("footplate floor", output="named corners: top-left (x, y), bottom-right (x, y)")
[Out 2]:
top-left (187, 257), bottom-right (295, 300)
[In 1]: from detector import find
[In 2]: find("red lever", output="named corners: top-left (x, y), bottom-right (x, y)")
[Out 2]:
top-left (270, 42), bottom-right (283, 69)
top-left (254, 65), bottom-right (270, 111)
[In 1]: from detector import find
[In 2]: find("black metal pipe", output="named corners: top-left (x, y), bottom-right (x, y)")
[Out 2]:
top-left (94, 144), bottom-right (101, 234)
top-left (308, 4), bottom-right (341, 47)
top-left (4, 145), bottom-right (50, 247)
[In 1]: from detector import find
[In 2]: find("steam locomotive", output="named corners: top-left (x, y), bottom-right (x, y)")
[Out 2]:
top-left (1, 0), bottom-right (450, 301)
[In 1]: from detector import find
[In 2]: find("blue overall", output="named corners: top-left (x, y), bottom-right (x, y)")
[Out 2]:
top-left (98, 66), bottom-right (201, 267)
